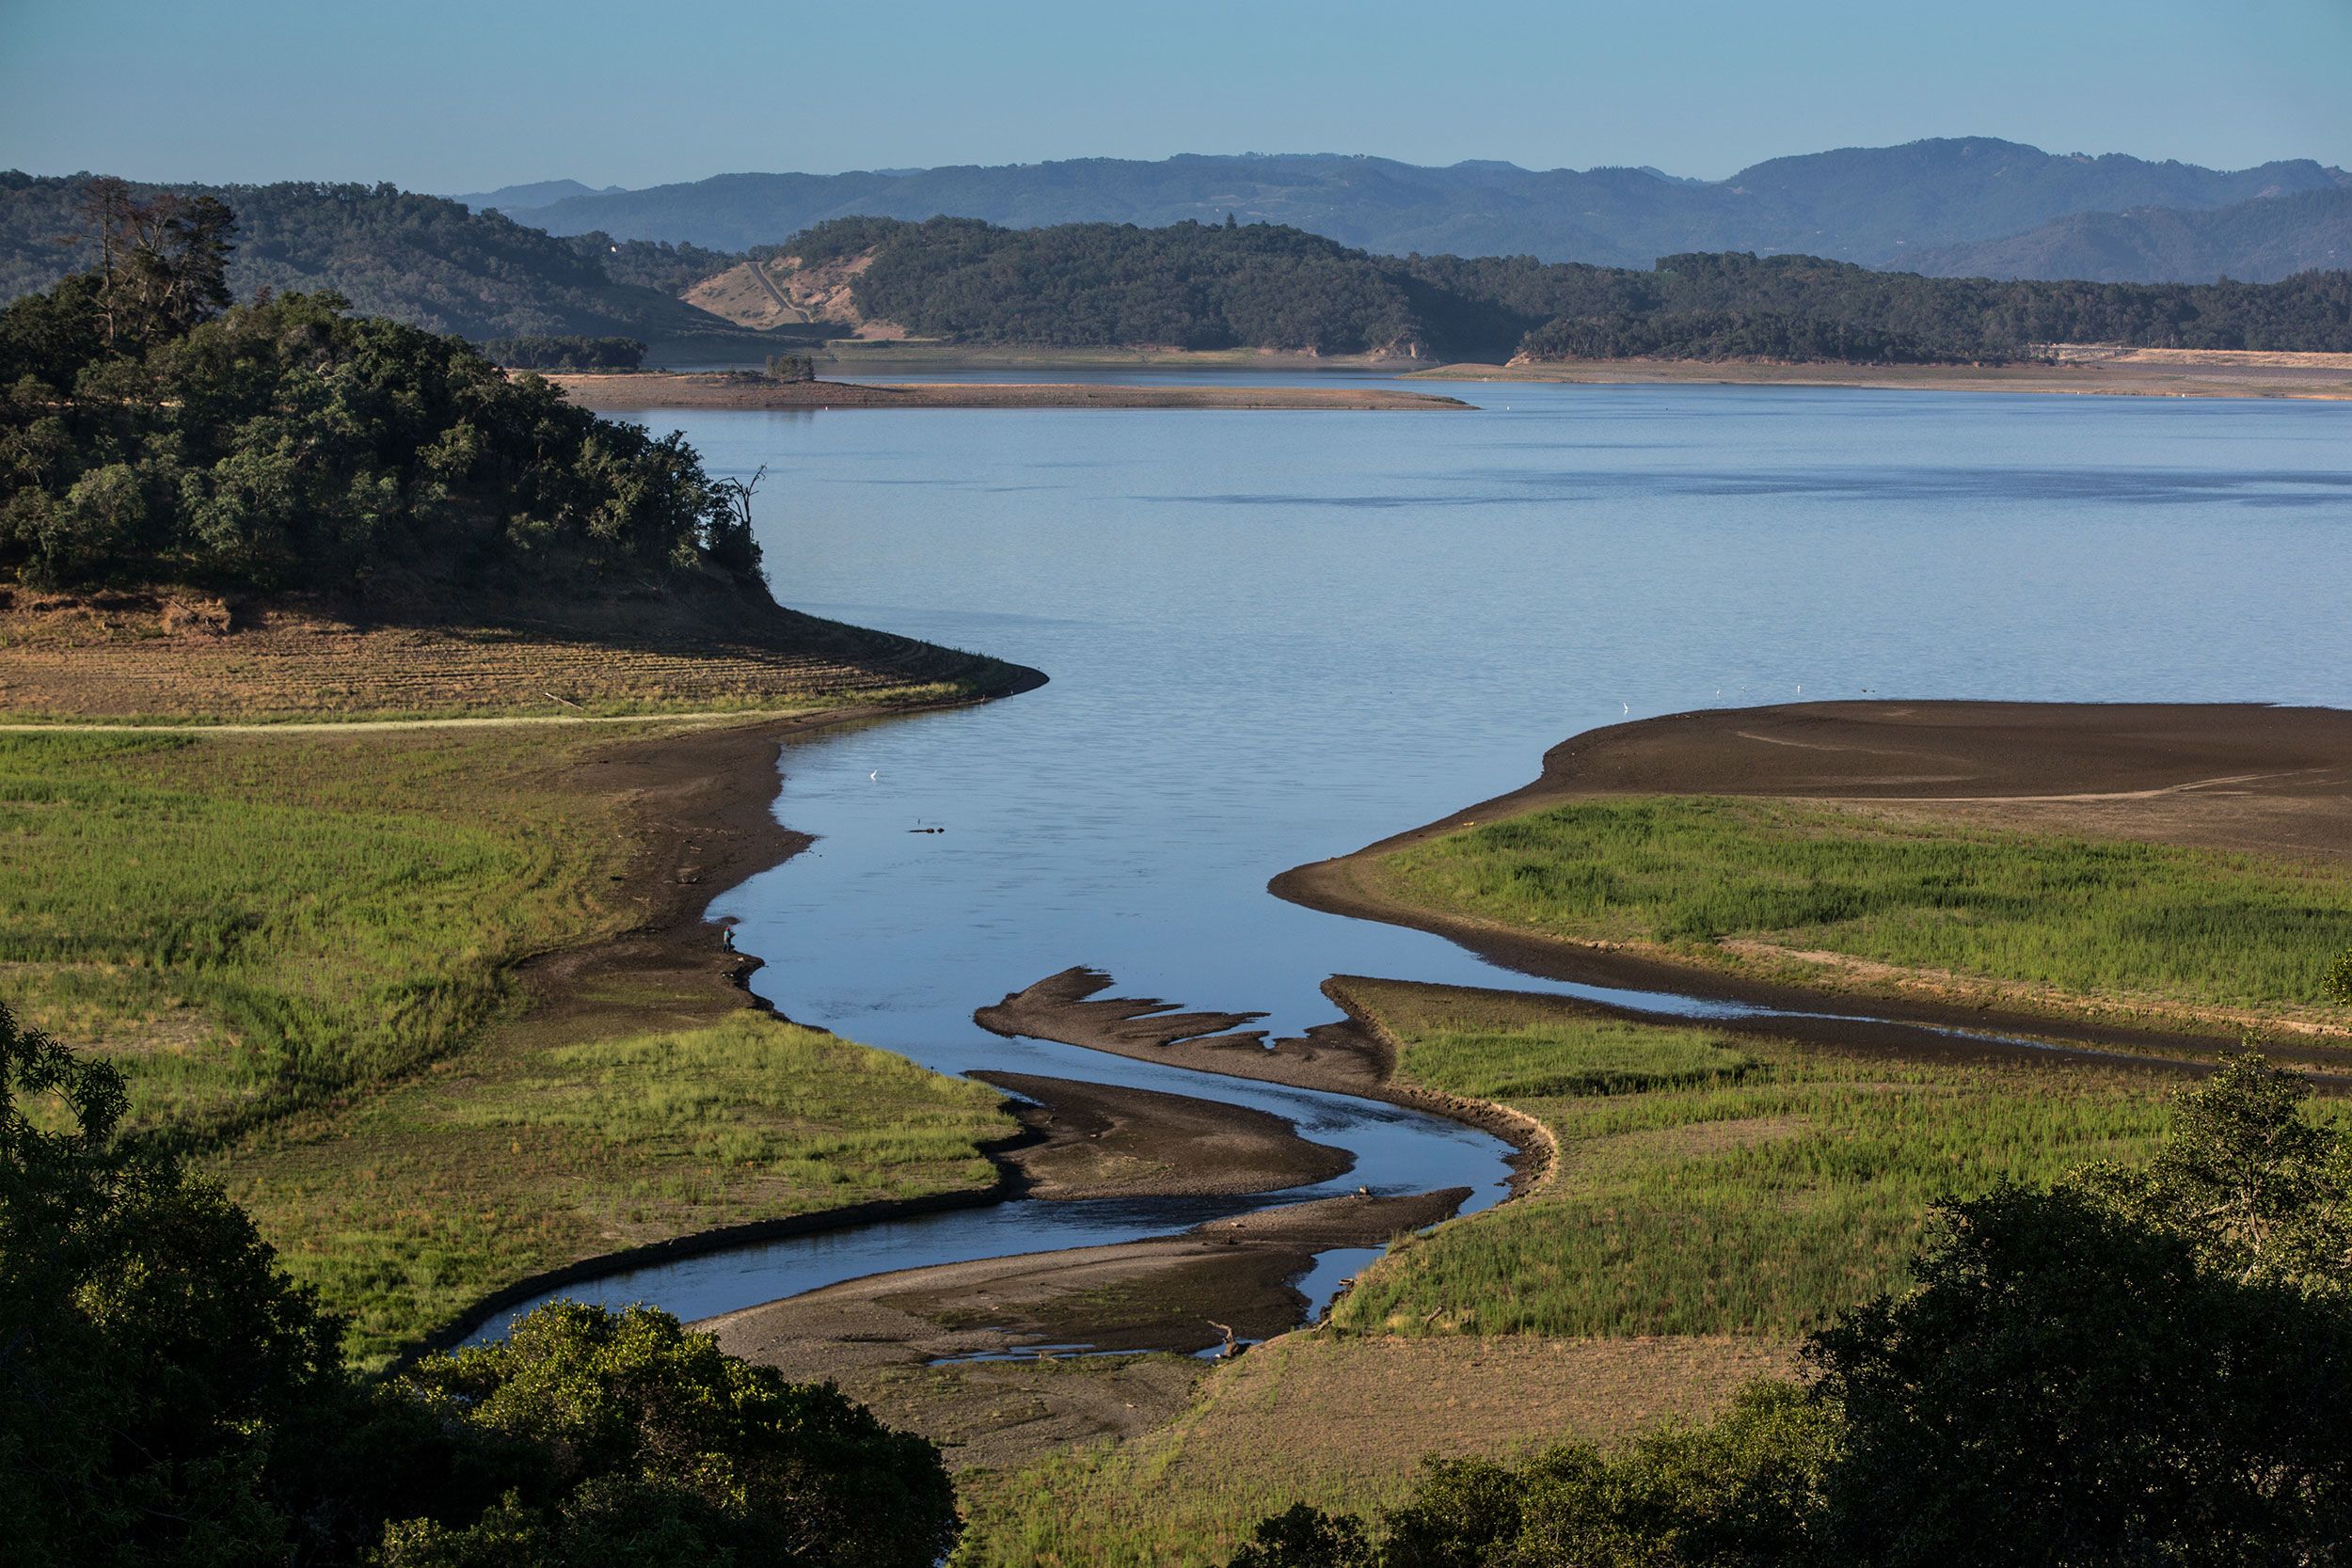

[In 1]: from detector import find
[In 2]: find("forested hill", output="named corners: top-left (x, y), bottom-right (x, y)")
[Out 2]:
top-left (779, 215), bottom-right (2352, 362)
top-left (0, 189), bottom-right (765, 598)
top-left (0, 173), bottom-right (744, 345)
top-left (514, 140), bottom-right (2349, 278)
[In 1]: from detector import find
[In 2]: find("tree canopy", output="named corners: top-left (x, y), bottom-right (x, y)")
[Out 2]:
top-left (781, 214), bottom-right (2352, 362)
top-left (0, 999), bottom-right (960, 1567)
top-left (0, 196), bottom-right (759, 595)
top-left (1226, 1053), bottom-right (2352, 1566)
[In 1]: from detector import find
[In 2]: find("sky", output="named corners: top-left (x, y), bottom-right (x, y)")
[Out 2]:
top-left (3, 0), bottom-right (2347, 192)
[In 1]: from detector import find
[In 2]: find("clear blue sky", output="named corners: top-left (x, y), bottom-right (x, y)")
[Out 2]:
top-left (4, 0), bottom-right (2346, 190)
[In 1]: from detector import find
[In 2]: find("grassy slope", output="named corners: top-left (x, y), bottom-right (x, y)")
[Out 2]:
top-left (953, 1334), bottom-right (1787, 1568)
top-left (0, 723), bottom-right (1016, 1361)
top-left (960, 980), bottom-right (2185, 1562)
top-left (1326, 979), bottom-right (2174, 1338)
top-left (1372, 796), bottom-right (2352, 1036)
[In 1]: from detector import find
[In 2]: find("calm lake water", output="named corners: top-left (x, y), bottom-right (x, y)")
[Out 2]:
top-left (472, 382), bottom-right (2352, 1341)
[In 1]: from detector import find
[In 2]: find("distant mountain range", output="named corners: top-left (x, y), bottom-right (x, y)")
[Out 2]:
top-left (1917, 186), bottom-right (2352, 283)
top-left (476, 139), bottom-right (2352, 282)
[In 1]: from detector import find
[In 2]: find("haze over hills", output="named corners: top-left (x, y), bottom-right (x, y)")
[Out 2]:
top-left (448, 178), bottom-right (625, 213)
top-left (1916, 185), bottom-right (2352, 283)
top-left (501, 139), bottom-right (2350, 279)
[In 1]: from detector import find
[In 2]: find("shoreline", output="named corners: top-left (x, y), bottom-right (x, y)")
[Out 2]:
top-left (549, 372), bottom-right (1471, 412)
top-left (1408, 355), bottom-right (2352, 401)
top-left (1273, 701), bottom-right (2352, 1063)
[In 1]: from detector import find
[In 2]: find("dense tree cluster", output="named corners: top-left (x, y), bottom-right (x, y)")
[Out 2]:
top-left (788, 215), bottom-right (1427, 355)
top-left (478, 334), bottom-right (646, 371)
top-left (0, 173), bottom-right (728, 342)
top-left (0, 192), bottom-right (759, 594)
top-left (786, 215), bottom-right (2352, 362)
top-left (1518, 310), bottom-right (1968, 364)
top-left (1229, 1053), bottom-right (2352, 1567)
top-left (0, 1001), bottom-right (957, 1567)
top-left (568, 230), bottom-right (743, 295)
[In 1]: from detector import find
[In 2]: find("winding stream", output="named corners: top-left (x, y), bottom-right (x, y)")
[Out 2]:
top-left (470, 381), bottom-right (2352, 1344)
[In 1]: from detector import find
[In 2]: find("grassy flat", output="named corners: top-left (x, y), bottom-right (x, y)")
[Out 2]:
top-left (958, 978), bottom-right (2185, 1562)
top-left (1370, 796), bottom-right (2352, 1037)
top-left (234, 1010), bottom-right (1010, 1362)
top-left (955, 1331), bottom-right (1788, 1568)
top-left (0, 719), bottom-right (1018, 1361)
top-left (1325, 978), bottom-right (2179, 1338)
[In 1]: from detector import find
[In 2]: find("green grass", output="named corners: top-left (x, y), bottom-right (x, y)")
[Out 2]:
top-left (1375, 796), bottom-right (2352, 1024)
top-left (1329, 979), bottom-right (2176, 1338)
top-left (234, 1012), bottom-right (1012, 1362)
top-left (0, 729), bottom-right (625, 1142)
top-left (0, 724), bottom-right (1019, 1361)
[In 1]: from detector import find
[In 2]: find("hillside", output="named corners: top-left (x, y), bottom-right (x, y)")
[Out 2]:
top-left (0, 172), bottom-right (749, 346)
top-left (1918, 185), bottom-right (2352, 283)
top-left (742, 216), bottom-right (2352, 363)
top-left (515, 139), bottom-right (2348, 275)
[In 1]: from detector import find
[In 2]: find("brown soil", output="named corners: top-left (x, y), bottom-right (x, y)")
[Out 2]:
top-left (701, 1191), bottom-right (1471, 1473)
top-left (702, 1188), bottom-right (1467, 1372)
top-left (0, 579), bottom-right (1037, 721)
top-left (548, 372), bottom-right (1470, 412)
top-left (1419, 356), bottom-right (2352, 401)
top-left (1277, 702), bottom-right (2352, 1064)
top-left (977, 1070), bottom-right (1354, 1199)
top-left (978, 968), bottom-right (1593, 1194)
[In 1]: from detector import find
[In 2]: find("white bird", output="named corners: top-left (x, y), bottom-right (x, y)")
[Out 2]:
top-left (868, 770), bottom-right (880, 782)
top-left (1621, 702), bottom-right (1629, 714)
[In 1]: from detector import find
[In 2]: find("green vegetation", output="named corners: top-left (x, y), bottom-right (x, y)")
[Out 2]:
top-left (0, 723), bottom-right (1016, 1357)
top-left (0, 728), bottom-right (626, 1143)
top-left (2, 1006), bottom-right (961, 1566)
top-left (1373, 796), bottom-right (2352, 1027)
top-left (251, 1008), bottom-right (1010, 1360)
top-left (1, 195), bottom-right (762, 593)
top-left (0, 171), bottom-right (739, 342)
top-left (1331, 982), bottom-right (2172, 1338)
top-left (1225, 1054), bottom-right (2352, 1566)
top-left (479, 332), bottom-right (645, 370)
top-left (784, 214), bottom-right (2352, 361)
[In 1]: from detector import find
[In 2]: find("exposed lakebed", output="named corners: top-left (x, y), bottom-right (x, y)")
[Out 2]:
top-left (470, 381), bottom-right (2352, 1346)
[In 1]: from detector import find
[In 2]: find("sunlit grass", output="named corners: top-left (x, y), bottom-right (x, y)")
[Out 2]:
top-left (1375, 796), bottom-right (2352, 1022)
top-left (237, 1012), bottom-right (1013, 1361)
top-left (1328, 979), bottom-right (2176, 1339)
top-left (0, 728), bottom-right (625, 1143)
top-left (0, 726), bottom-right (1018, 1361)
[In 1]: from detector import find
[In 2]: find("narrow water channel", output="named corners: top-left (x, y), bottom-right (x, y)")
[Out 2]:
top-left (469, 382), bottom-right (2352, 1344)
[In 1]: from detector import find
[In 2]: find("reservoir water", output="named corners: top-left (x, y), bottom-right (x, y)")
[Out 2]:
top-left (470, 382), bottom-right (2352, 1341)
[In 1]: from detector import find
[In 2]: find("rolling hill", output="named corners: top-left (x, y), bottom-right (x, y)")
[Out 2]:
top-left (0, 172), bottom-right (749, 346)
top-left (509, 139), bottom-right (2348, 275)
top-left (1918, 185), bottom-right (2352, 283)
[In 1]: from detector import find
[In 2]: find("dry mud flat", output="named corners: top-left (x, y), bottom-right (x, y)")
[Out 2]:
top-left (548, 372), bottom-right (1470, 411)
top-left (1277, 701), bottom-right (2352, 1058)
top-left (699, 1190), bottom-right (1465, 1472)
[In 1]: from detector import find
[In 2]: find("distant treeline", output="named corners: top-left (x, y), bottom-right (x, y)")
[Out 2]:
top-left (0, 186), bottom-right (759, 594)
top-left (786, 215), bottom-right (2352, 362)
top-left (481, 333), bottom-right (646, 371)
